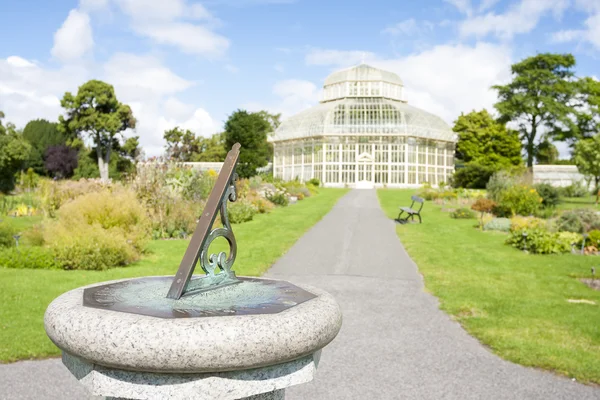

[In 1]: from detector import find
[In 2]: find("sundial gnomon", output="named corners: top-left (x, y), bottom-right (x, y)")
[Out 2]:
top-left (83, 143), bottom-right (316, 318)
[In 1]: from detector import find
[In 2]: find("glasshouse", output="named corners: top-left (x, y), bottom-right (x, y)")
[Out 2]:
top-left (271, 64), bottom-right (457, 188)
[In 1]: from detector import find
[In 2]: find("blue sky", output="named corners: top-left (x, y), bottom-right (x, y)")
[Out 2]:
top-left (1, 0), bottom-right (599, 156)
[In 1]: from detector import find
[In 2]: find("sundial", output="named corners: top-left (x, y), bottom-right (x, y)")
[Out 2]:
top-left (82, 143), bottom-right (316, 318)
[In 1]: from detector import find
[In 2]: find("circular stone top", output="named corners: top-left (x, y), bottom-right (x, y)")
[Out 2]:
top-left (44, 277), bottom-right (342, 373)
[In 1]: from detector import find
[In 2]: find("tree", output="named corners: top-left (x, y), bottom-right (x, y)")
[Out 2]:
top-left (493, 53), bottom-right (578, 167)
top-left (44, 145), bottom-right (78, 179)
top-left (223, 110), bottom-right (271, 178)
top-left (257, 111), bottom-right (282, 134)
top-left (572, 77), bottom-right (600, 142)
top-left (574, 134), bottom-right (600, 203)
top-left (454, 109), bottom-right (522, 167)
top-left (58, 80), bottom-right (136, 182)
top-left (0, 112), bottom-right (31, 193)
top-left (164, 127), bottom-right (200, 161)
top-left (22, 119), bottom-right (66, 174)
top-left (535, 139), bottom-right (559, 164)
top-left (194, 133), bottom-right (227, 162)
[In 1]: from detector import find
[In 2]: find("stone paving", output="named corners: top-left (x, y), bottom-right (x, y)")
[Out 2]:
top-left (1, 189), bottom-right (599, 399)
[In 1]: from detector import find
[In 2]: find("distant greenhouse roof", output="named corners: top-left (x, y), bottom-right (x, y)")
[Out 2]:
top-left (324, 64), bottom-right (404, 87)
top-left (272, 97), bottom-right (455, 142)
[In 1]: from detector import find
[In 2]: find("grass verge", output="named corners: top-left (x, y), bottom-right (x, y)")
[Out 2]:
top-left (378, 189), bottom-right (600, 384)
top-left (0, 188), bottom-right (348, 362)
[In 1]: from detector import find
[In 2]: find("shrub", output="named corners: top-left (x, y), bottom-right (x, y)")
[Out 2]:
top-left (49, 224), bottom-right (137, 270)
top-left (250, 197), bottom-right (274, 214)
top-left (452, 163), bottom-right (496, 189)
top-left (0, 247), bottom-right (60, 269)
top-left (22, 224), bottom-right (45, 247)
top-left (486, 170), bottom-right (516, 202)
top-left (55, 189), bottom-right (150, 252)
top-left (0, 222), bottom-right (16, 248)
top-left (557, 209), bottom-right (600, 233)
top-left (497, 185), bottom-right (542, 216)
top-left (492, 203), bottom-right (512, 218)
top-left (510, 216), bottom-right (547, 232)
top-left (560, 231), bottom-right (584, 247)
top-left (249, 176), bottom-right (262, 190)
top-left (44, 188), bottom-right (150, 270)
top-left (506, 228), bottom-right (571, 254)
top-left (450, 208), bottom-right (476, 219)
top-left (484, 218), bottom-right (511, 232)
top-left (151, 199), bottom-right (201, 239)
top-left (559, 181), bottom-right (588, 198)
top-left (534, 183), bottom-right (560, 208)
top-left (307, 178), bottom-right (321, 187)
top-left (266, 190), bottom-right (289, 206)
top-left (227, 201), bottom-right (257, 224)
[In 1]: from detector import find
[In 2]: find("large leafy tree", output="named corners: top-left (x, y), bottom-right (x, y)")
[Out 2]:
top-left (492, 53), bottom-right (578, 167)
top-left (454, 109), bottom-right (522, 167)
top-left (58, 80), bottom-right (136, 182)
top-left (22, 119), bottom-right (66, 174)
top-left (164, 127), bottom-right (200, 162)
top-left (0, 112), bottom-right (32, 193)
top-left (194, 133), bottom-right (227, 162)
top-left (574, 134), bottom-right (600, 203)
top-left (224, 110), bottom-right (271, 178)
top-left (572, 77), bottom-right (600, 143)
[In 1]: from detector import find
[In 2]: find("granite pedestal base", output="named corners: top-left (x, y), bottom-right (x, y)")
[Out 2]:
top-left (45, 278), bottom-right (342, 400)
top-left (64, 351), bottom-right (319, 400)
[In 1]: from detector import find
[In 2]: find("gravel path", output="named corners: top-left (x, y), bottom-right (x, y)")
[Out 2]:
top-left (1, 189), bottom-right (598, 399)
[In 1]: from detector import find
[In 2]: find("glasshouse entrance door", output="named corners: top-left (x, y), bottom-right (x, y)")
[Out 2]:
top-left (356, 153), bottom-right (374, 189)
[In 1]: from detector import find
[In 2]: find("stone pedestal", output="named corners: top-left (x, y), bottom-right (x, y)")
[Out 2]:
top-left (44, 278), bottom-right (342, 400)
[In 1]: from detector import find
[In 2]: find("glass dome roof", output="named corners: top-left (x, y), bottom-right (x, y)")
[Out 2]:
top-left (273, 64), bottom-right (455, 143)
top-left (324, 64), bottom-right (404, 87)
top-left (272, 97), bottom-right (455, 142)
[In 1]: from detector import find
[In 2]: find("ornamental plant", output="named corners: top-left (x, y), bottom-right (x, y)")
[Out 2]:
top-left (450, 207), bottom-right (476, 219)
top-left (471, 198), bottom-right (497, 230)
top-left (497, 185), bottom-right (542, 216)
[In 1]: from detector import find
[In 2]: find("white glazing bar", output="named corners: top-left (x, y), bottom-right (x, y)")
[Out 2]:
top-left (435, 146), bottom-right (439, 186)
top-left (415, 144), bottom-right (419, 185)
top-left (338, 142), bottom-right (343, 184)
top-left (444, 147), bottom-right (448, 184)
top-left (404, 141), bottom-right (409, 185)
top-left (387, 143), bottom-right (392, 185)
top-left (301, 142), bottom-right (305, 183)
top-left (291, 143), bottom-right (295, 180)
top-left (322, 143), bottom-right (326, 184)
top-left (425, 145), bottom-right (429, 185)
top-left (311, 141), bottom-right (315, 179)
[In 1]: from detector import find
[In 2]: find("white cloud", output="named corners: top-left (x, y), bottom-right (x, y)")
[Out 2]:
top-left (552, 11), bottom-right (600, 50)
top-left (305, 49), bottom-right (376, 67)
top-left (382, 19), bottom-right (419, 36)
top-left (274, 63), bottom-right (285, 73)
top-left (301, 43), bottom-right (511, 126)
top-left (104, 53), bottom-right (194, 97)
top-left (6, 56), bottom-right (36, 68)
top-left (478, 0), bottom-right (500, 12)
top-left (79, 0), bottom-right (109, 12)
top-left (445, 0), bottom-right (472, 15)
top-left (0, 56), bottom-right (89, 128)
top-left (51, 9), bottom-right (94, 62)
top-left (245, 79), bottom-right (320, 117)
top-left (109, 0), bottom-right (229, 57)
top-left (459, 0), bottom-right (569, 39)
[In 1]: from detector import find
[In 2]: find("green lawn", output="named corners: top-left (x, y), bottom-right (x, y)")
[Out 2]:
top-left (0, 188), bottom-right (348, 363)
top-left (378, 189), bottom-right (600, 384)
top-left (558, 195), bottom-right (600, 211)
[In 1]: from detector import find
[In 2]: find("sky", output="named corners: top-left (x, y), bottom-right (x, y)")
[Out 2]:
top-left (0, 0), bottom-right (599, 157)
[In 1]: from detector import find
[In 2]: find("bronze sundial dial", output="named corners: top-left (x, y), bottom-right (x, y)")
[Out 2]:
top-left (82, 143), bottom-right (315, 318)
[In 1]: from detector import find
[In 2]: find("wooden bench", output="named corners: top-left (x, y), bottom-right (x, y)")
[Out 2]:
top-left (396, 195), bottom-right (424, 224)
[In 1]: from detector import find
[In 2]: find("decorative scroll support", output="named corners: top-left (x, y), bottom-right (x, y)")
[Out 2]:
top-left (166, 143), bottom-right (242, 300)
